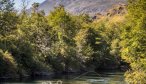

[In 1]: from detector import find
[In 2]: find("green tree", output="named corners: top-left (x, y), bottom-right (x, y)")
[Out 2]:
top-left (32, 2), bottom-right (39, 13)
top-left (0, 49), bottom-right (18, 77)
top-left (93, 16), bottom-right (125, 70)
top-left (47, 5), bottom-right (80, 72)
top-left (0, 0), bottom-right (20, 77)
top-left (120, 0), bottom-right (146, 83)
top-left (16, 4), bottom-right (52, 75)
top-left (0, 0), bottom-right (17, 36)
top-left (0, 0), bottom-right (14, 12)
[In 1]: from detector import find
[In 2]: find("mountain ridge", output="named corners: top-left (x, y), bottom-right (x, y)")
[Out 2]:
top-left (33, 0), bottom-right (127, 16)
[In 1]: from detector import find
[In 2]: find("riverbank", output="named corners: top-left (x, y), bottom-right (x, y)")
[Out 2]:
top-left (0, 70), bottom-right (126, 84)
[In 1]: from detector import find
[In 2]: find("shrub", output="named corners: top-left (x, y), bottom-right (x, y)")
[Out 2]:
top-left (0, 49), bottom-right (18, 77)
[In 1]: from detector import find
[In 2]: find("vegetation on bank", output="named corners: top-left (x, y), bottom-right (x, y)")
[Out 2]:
top-left (0, 0), bottom-right (146, 83)
top-left (120, 0), bottom-right (146, 83)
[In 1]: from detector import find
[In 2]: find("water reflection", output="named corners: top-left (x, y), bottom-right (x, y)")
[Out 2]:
top-left (0, 71), bottom-right (126, 84)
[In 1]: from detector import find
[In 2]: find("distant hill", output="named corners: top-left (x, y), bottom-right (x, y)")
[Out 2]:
top-left (29, 0), bottom-right (127, 16)
top-left (94, 4), bottom-right (127, 20)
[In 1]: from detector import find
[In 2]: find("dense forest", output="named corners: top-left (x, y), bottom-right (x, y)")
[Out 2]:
top-left (0, 0), bottom-right (146, 83)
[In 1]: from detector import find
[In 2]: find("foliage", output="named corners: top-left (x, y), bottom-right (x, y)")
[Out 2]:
top-left (0, 49), bottom-right (18, 77)
top-left (1, 1), bottom-right (146, 82)
top-left (125, 70), bottom-right (146, 84)
top-left (120, 0), bottom-right (146, 83)
top-left (92, 15), bottom-right (126, 69)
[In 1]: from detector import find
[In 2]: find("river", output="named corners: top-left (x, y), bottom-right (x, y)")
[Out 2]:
top-left (0, 71), bottom-right (126, 84)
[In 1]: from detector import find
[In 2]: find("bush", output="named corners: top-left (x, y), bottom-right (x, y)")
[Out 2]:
top-left (125, 70), bottom-right (146, 84)
top-left (0, 49), bottom-right (18, 77)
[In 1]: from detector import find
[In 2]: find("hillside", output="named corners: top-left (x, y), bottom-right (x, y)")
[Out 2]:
top-left (32, 0), bottom-right (127, 16)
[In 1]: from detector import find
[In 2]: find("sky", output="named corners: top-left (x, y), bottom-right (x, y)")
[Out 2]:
top-left (14, 0), bottom-right (45, 10)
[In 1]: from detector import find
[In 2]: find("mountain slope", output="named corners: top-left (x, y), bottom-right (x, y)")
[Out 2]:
top-left (36, 0), bottom-right (127, 16)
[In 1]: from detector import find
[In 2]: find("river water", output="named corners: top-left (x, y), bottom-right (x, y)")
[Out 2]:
top-left (0, 71), bottom-right (126, 84)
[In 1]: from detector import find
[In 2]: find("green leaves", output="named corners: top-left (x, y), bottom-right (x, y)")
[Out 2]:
top-left (96, 38), bottom-right (102, 44)
top-left (0, 1), bottom-right (18, 36)
top-left (2, 0), bottom-right (146, 78)
top-left (120, 0), bottom-right (146, 83)
top-left (0, 49), bottom-right (18, 77)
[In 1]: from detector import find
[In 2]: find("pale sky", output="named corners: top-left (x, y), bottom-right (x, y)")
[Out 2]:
top-left (14, 0), bottom-right (45, 10)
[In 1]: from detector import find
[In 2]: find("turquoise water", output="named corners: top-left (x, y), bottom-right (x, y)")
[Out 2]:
top-left (0, 71), bottom-right (126, 84)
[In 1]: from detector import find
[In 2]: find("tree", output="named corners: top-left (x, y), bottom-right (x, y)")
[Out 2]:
top-left (47, 5), bottom-right (81, 72)
top-left (0, 0), bottom-right (14, 12)
top-left (120, 0), bottom-right (146, 83)
top-left (92, 15), bottom-right (125, 70)
top-left (32, 2), bottom-right (39, 13)
top-left (16, 4), bottom-right (51, 75)
top-left (0, 0), bottom-right (18, 53)
top-left (0, 0), bottom-right (17, 36)
top-left (0, 0), bottom-right (20, 77)
top-left (0, 49), bottom-right (18, 77)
